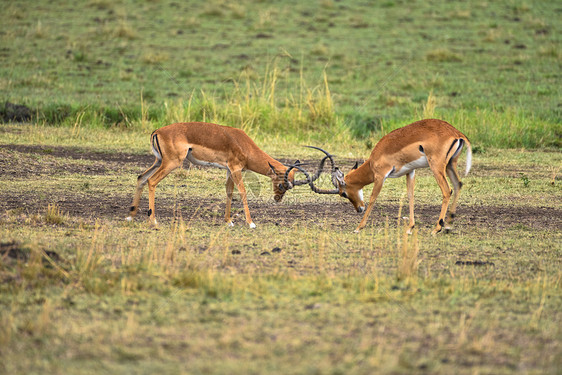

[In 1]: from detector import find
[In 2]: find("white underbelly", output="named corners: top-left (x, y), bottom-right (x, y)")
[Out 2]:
top-left (388, 156), bottom-right (428, 178)
top-left (187, 154), bottom-right (227, 169)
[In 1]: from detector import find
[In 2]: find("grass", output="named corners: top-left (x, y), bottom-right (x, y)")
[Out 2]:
top-left (0, 125), bottom-right (561, 373)
top-left (0, 213), bottom-right (560, 373)
top-left (1, 0), bottom-right (560, 148)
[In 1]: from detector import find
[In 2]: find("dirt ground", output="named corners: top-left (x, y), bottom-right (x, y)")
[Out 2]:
top-left (1, 143), bottom-right (561, 232)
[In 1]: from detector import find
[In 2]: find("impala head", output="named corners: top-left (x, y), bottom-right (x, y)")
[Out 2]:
top-left (268, 161), bottom-right (308, 202)
top-left (335, 164), bottom-right (365, 213)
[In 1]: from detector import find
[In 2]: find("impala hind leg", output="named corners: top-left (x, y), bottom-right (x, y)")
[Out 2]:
top-left (127, 159), bottom-right (161, 221)
top-left (405, 171), bottom-right (416, 234)
top-left (444, 159), bottom-right (463, 232)
top-left (146, 159), bottom-right (182, 227)
top-left (225, 170), bottom-right (235, 227)
top-left (429, 164), bottom-right (452, 235)
top-left (228, 168), bottom-right (256, 229)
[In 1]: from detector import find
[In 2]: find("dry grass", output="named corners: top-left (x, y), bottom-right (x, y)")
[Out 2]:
top-left (422, 91), bottom-right (436, 119)
top-left (44, 203), bottom-right (65, 225)
top-left (425, 48), bottom-right (462, 62)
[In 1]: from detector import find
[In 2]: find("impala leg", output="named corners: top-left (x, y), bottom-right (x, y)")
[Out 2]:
top-left (406, 171), bottom-right (416, 234)
top-left (146, 160), bottom-right (181, 227)
top-left (127, 159), bottom-right (162, 221)
top-left (429, 165), bottom-right (452, 235)
top-left (225, 169), bottom-right (235, 227)
top-left (445, 160), bottom-right (463, 232)
top-left (229, 169), bottom-right (256, 229)
top-left (354, 178), bottom-right (385, 233)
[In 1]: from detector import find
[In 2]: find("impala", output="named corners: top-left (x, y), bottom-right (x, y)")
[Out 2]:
top-left (126, 122), bottom-right (309, 228)
top-left (299, 119), bottom-right (472, 234)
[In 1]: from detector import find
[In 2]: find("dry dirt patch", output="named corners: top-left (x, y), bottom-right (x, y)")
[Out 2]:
top-left (1, 144), bottom-right (560, 232)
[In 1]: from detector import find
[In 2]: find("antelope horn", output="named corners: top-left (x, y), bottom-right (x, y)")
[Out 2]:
top-left (304, 146), bottom-right (336, 176)
top-left (285, 158), bottom-right (330, 187)
top-left (284, 161), bottom-right (308, 188)
top-left (288, 163), bottom-right (340, 195)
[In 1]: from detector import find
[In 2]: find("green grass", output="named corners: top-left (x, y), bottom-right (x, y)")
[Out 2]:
top-left (1, 0), bottom-right (560, 148)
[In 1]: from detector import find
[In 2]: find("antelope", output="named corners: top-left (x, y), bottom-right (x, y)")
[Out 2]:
top-left (295, 119), bottom-right (472, 234)
top-left (126, 122), bottom-right (309, 228)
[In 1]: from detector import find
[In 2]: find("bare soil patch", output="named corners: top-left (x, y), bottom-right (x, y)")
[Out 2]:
top-left (1, 144), bottom-right (560, 232)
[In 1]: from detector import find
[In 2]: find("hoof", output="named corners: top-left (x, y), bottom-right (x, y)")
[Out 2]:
top-left (227, 221), bottom-right (234, 227)
top-left (126, 216), bottom-right (133, 222)
top-left (249, 222), bottom-right (256, 229)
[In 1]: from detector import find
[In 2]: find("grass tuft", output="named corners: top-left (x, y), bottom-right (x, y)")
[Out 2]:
top-left (422, 91), bottom-right (436, 119)
top-left (425, 48), bottom-right (463, 62)
top-left (44, 203), bottom-right (65, 225)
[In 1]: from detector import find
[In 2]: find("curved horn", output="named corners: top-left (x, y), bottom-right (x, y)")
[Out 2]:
top-left (286, 157), bottom-right (331, 186)
top-left (284, 160), bottom-right (310, 187)
top-left (288, 164), bottom-right (340, 195)
top-left (304, 146), bottom-right (336, 180)
top-left (284, 162), bottom-right (307, 188)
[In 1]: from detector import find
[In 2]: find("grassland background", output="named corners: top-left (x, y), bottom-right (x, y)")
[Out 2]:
top-left (1, 0), bottom-right (561, 148)
top-left (1, 0), bottom-right (561, 374)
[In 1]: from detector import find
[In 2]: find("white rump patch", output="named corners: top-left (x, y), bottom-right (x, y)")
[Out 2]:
top-left (388, 156), bottom-right (429, 178)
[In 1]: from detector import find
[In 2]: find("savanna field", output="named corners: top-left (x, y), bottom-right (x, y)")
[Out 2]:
top-left (0, 0), bottom-right (561, 374)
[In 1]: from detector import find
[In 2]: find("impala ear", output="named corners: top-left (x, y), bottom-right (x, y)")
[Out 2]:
top-left (332, 167), bottom-right (346, 188)
top-left (268, 162), bottom-right (276, 174)
top-left (352, 161), bottom-right (359, 170)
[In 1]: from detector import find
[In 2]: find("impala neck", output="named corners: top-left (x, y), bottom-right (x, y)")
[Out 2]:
top-left (345, 161), bottom-right (374, 188)
top-left (247, 150), bottom-right (287, 177)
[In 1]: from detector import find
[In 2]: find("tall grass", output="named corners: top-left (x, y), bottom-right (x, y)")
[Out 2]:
top-left (370, 101), bottom-right (560, 149)
top-left (9, 69), bottom-right (560, 149)
top-left (162, 64), bottom-right (338, 137)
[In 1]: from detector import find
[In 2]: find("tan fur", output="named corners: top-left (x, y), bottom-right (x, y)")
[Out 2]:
top-left (128, 122), bottom-right (295, 228)
top-left (340, 119), bottom-right (472, 234)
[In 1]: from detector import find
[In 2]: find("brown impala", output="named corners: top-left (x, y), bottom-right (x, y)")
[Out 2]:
top-left (292, 119), bottom-right (472, 234)
top-left (127, 122), bottom-right (316, 228)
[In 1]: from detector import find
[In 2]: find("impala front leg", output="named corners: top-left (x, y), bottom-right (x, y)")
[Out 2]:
top-left (229, 168), bottom-right (256, 229)
top-left (354, 178), bottom-right (384, 233)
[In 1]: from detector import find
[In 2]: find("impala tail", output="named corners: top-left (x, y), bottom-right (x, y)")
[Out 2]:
top-left (446, 137), bottom-right (472, 177)
top-left (138, 132), bottom-right (163, 185)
